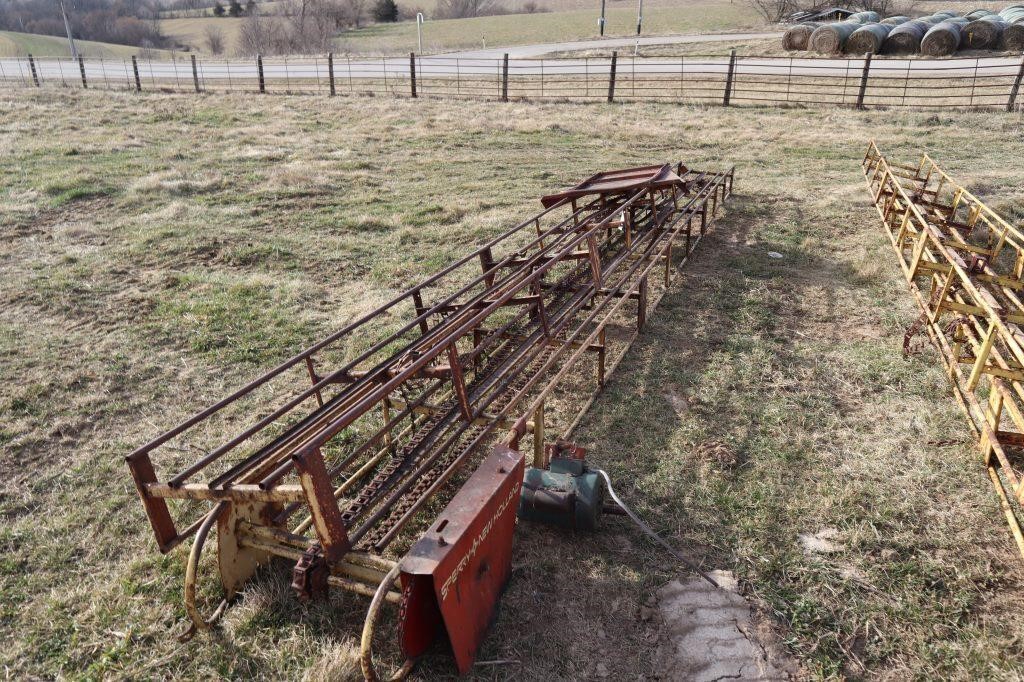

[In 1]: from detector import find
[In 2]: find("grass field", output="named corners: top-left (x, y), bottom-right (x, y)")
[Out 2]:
top-left (339, 0), bottom-right (762, 54)
top-left (0, 30), bottom-right (174, 59)
top-left (156, 0), bottom-right (761, 55)
top-left (2, 91), bottom-right (1024, 680)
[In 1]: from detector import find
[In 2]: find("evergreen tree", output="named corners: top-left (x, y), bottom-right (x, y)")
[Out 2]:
top-left (373, 0), bottom-right (399, 22)
top-left (228, 0), bottom-right (243, 16)
top-left (212, 1), bottom-right (225, 16)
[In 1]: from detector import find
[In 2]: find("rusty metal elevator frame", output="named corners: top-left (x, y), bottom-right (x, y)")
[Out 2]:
top-left (864, 141), bottom-right (1024, 560)
top-left (125, 162), bottom-right (734, 674)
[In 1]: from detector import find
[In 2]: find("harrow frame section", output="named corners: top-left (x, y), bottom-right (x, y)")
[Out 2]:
top-left (863, 141), bottom-right (1024, 559)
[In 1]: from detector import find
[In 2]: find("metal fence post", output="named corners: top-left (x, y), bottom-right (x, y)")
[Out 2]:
top-left (257, 54), bottom-right (265, 93)
top-left (78, 55), bottom-right (87, 88)
top-left (27, 54), bottom-right (40, 87)
top-left (856, 52), bottom-right (872, 109)
top-left (191, 54), bottom-right (200, 92)
top-left (328, 52), bottom-right (336, 96)
top-left (723, 49), bottom-right (736, 106)
top-left (1009, 53), bottom-right (1024, 112)
top-left (608, 51), bottom-right (617, 103)
top-left (410, 52), bottom-right (417, 98)
top-left (501, 53), bottom-right (509, 102)
top-left (132, 55), bottom-right (142, 92)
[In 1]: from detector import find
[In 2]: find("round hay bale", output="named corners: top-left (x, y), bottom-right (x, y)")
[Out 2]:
top-left (845, 23), bottom-right (893, 53)
top-left (810, 21), bottom-right (859, 53)
top-left (1001, 5), bottom-right (1024, 22)
top-left (783, 22), bottom-right (819, 50)
top-left (921, 20), bottom-right (965, 56)
top-left (1001, 6), bottom-right (1024, 48)
top-left (848, 11), bottom-right (881, 23)
top-left (963, 16), bottom-right (1006, 48)
top-left (884, 20), bottom-right (931, 53)
top-left (881, 15), bottom-right (910, 25)
top-left (1004, 20), bottom-right (1024, 51)
top-left (964, 8), bottom-right (996, 20)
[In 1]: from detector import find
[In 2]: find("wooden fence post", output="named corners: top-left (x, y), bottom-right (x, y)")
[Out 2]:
top-left (1008, 53), bottom-right (1024, 112)
top-left (723, 49), bottom-right (736, 106)
top-left (856, 52), bottom-right (872, 109)
top-left (410, 52), bottom-right (417, 98)
top-left (257, 54), bottom-right (265, 93)
top-left (27, 54), bottom-right (40, 87)
top-left (499, 52), bottom-right (507, 100)
top-left (190, 54), bottom-right (200, 92)
top-left (78, 55), bottom-right (87, 89)
top-left (131, 55), bottom-right (142, 92)
top-left (328, 52), bottom-right (336, 96)
top-left (608, 51), bottom-right (617, 103)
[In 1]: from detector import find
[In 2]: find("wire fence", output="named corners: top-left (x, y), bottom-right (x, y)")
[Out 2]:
top-left (2, 51), bottom-right (1023, 111)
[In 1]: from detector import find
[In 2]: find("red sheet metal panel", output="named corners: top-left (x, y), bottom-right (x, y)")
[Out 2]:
top-left (398, 445), bottom-right (525, 673)
top-left (540, 163), bottom-right (687, 208)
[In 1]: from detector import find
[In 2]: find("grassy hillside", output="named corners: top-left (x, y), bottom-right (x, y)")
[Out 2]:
top-left (340, 0), bottom-right (762, 54)
top-left (0, 30), bottom-right (176, 59)
top-left (159, 17), bottom-right (250, 56)
top-left (158, 0), bottom-right (761, 56)
top-left (0, 30), bottom-right (174, 59)
top-left (2, 90), bottom-right (1024, 680)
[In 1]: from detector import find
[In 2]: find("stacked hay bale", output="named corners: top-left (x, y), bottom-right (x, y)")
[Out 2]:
top-left (921, 16), bottom-right (969, 55)
top-left (809, 20), bottom-right (862, 53)
top-left (963, 11), bottom-right (1008, 49)
top-left (783, 22), bottom-right (821, 50)
top-left (783, 6), bottom-right (1024, 54)
top-left (845, 22), bottom-right (894, 53)
top-left (1003, 5), bottom-right (1024, 51)
top-left (884, 16), bottom-right (943, 53)
top-left (847, 11), bottom-right (881, 23)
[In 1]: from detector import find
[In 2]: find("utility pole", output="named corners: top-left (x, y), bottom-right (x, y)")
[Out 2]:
top-left (59, 0), bottom-right (78, 59)
top-left (636, 0), bottom-right (643, 35)
top-left (598, 0), bottom-right (606, 36)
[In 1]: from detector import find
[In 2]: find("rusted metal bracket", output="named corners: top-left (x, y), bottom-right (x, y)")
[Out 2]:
top-left (292, 546), bottom-right (330, 601)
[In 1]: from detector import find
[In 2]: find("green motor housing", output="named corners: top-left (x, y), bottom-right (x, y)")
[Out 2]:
top-left (517, 456), bottom-right (605, 531)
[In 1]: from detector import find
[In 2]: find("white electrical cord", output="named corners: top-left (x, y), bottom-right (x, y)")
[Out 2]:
top-left (593, 468), bottom-right (721, 589)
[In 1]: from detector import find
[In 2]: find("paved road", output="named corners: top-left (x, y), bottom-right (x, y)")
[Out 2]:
top-left (0, 32), bottom-right (1020, 86)
top-left (437, 31), bottom-right (784, 59)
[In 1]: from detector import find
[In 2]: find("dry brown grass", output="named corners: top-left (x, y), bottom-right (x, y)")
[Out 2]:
top-left (2, 90), bottom-right (1024, 680)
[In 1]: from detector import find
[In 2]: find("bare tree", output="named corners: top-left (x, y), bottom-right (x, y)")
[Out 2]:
top-left (855, 0), bottom-right (918, 16)
top-left (343, 0), bottom-right (367, 27)
top-left (238, 13), bottom-right (284, 54)
top-left (204, 25), bottom-right (226, 54)
top-left (744, 0), bottom-right (801, 24)
top-left (435, 0), bottom-right (503, 19)
top-left (237, 0), bottom-right (348, 55)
